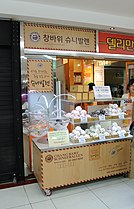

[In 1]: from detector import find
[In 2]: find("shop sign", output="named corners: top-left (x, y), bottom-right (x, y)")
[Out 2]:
top-left (42, 140), bottom-right (130, 188)
top-left (24, 23), bottom-right (96, 52)
top-left (99, 31), bottom-right (134, 55)
top-left (48, 130), bottom-right (70, 147)
top-left (27, 59), bottom-right (53, 92)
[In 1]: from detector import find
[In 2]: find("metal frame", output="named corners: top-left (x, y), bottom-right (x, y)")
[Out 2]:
top-left (12, 21), bottom-right (24, 182)
top-left (24, 48), bottom-right (134, 61)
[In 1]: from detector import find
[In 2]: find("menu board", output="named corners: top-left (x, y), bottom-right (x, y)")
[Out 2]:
top-left (27, 59), bottom-right (53, 92)
top-left (93, 86), bottom-right (112, 100)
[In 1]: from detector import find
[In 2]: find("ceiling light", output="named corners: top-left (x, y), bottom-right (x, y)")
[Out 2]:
top-left (110, 27), bottom-right (115, 30)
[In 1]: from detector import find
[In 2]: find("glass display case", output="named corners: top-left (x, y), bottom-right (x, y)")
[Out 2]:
top-left (65, 98), bottom-right (133, 144)
top-left (32, 98), bottom-right (133, 196)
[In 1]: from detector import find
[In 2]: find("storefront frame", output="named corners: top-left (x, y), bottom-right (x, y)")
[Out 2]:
top-left (20, 22), bottom-right (134, 179)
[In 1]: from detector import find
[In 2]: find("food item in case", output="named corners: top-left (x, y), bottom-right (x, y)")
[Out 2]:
top-left (65, 106), bottom-right (91, 122)
top-left (104, 132), bottom-right (111, 139)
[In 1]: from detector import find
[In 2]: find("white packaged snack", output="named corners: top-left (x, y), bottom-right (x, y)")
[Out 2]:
top-left (75, 126), bottom-right (82, 131)
top-left (75, 106), bottom-right (82, 112)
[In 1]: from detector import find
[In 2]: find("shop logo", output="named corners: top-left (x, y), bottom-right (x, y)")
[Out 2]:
top-left (111, 148), bottom-right (117, 156)
top-left (45, 154), bottom-right (53, 163)
top-left (37, 63), bottom-right (43, 68)
top-left (111, 145), bottom-right (123, 157)
top-left (30, 32), bottom-right (40, 42)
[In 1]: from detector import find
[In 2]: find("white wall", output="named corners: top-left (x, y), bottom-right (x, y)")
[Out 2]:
top-left (1, 0), bottom-right (134, 34)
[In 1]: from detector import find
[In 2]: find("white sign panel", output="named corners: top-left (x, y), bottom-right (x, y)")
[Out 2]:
top-left (48, 130), bottom-right (70, 147)
top-left (94, 66), bottom-right (104, 86)
top-left (93, 86), bottom-right (112, 100)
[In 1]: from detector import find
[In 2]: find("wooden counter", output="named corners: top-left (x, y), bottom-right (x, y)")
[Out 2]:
top-left (33, 137), bottom-right (132, 194)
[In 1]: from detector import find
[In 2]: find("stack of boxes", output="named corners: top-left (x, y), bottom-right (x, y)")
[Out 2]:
top-left (69, 85), bottom-right (94, 101)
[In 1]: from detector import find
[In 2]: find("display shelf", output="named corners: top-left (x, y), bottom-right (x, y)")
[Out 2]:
top-left (64, 59), bottom-right (83, 90)
top-left (70, 116), bottom-right (131, 124)
top-left (74, 72), bottom-right (82, 74)
top-left (65, 97), bottom-right (126, 103)
top-left (65, 99), bottom-right (133, 146)
top-left (33, 135), bottom-right (133, 151)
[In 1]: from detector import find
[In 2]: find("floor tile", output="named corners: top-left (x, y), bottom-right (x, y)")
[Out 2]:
top-left (85, 176), bottom-right (122, 190)
top-left (0, 186), bottom-right (29, 209)
top-left (92, 182), bottom-right (134, 209)
top-left (123, 178), bottom-right (134, 188)
top-left (52, 190), bottom-right (109, 209)
top-left (1, 176), bottom-right (134, 209)
top-left (24, 183), bottom-right (50, 203)
top-left (121, 176), bottom-right (131, 182)
top-left (31, 200), bottom-right (56, 209)
top-left (8, 205), bottom-right (32, 209)
top-left (50, 184), bottom-right (88, 199)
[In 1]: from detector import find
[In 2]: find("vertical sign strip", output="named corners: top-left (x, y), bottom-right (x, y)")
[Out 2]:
top-left (27, 59), bottom-right (53, 92)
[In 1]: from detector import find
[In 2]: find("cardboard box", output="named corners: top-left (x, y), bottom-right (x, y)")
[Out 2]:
top-left (82, 93), bottom-right (88, 101)
top-left (75, 75), bottom-right (82, 83)
top-left (67, 92), bottom-right (76, 100)
top-left (75, 93), bottom-right (82, 100)
top-left (89, 91), bottom-right (94, 100)
top-left (70, 85), bottom-right (83, 92)
top-left (83, 85), bottom-right (89, 92)
top-left (67, 92), bottom-right (82, 101)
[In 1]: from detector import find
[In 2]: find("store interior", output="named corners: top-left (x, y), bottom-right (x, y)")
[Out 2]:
top-left (56, 58), bottom-right (127, 97)
top-left (22, 57), bottom-right (134, 101)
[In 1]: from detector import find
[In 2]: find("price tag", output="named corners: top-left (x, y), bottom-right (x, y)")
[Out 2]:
top-left (80, 116), bottom-right (87, 123)
top-left (118, 113), bottom-right (124, 119)
top-left (99, 115), bottom-right (105, 121)
top-left (48, 130), bottom-right (70, 147)
top-left (79, 137), bottom-right (86, 143)
top-left (119, 133), bottom-right (125, 138)
top-left (99, 134), bottom-right (106, 141)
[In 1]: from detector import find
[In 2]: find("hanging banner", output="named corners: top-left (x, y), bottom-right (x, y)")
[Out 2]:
top-left (27, 59), bottom-right (53, 92)
top-left (99, 31), bottom-right (134, 55)
top-left (94, 66), bottom-right (104, 86)
top-left (24, 23), bottom-right (96, 52)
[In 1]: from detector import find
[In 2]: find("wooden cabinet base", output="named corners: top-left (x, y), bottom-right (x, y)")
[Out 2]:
top-left (33, 139), bottom-right (131, 191)
top-left (129, 140), bottom-right (134, 178)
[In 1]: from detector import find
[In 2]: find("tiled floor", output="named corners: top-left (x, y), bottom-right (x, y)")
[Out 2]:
top-left (1, 176), bottom-right (134, 209)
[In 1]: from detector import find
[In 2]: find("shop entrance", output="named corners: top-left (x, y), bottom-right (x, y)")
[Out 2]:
top-left (22, 55), bottom-right (132, 178)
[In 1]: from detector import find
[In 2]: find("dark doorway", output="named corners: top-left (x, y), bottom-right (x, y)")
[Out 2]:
top-left (0, 20), bottom-right (24, 183)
